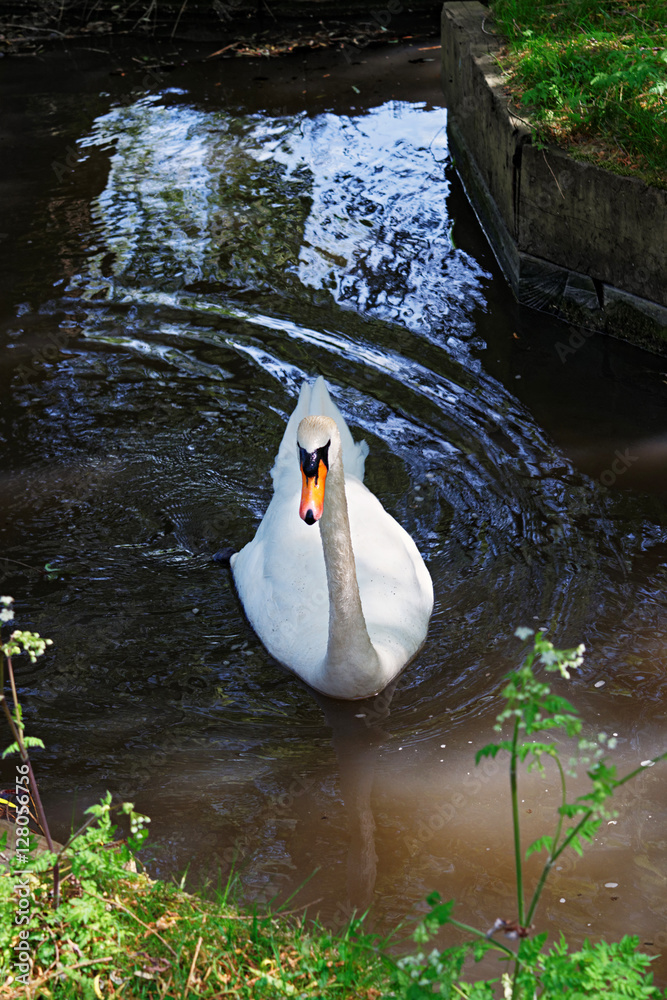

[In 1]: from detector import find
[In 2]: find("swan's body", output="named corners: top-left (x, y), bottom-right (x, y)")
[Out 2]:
top-left (231, 377), bottom-right (433, 699)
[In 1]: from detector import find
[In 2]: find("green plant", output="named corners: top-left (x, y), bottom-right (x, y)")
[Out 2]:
top-left (0, 793), bottom-right (152, 992)
top-left (394, 629), bottom-right (667, 999)
top-left (1, 595), bottom-right (61, 901)
top-left (490, 0), bottom-right (667, 184)
top-left (1, 598), bottom-right (152, 995)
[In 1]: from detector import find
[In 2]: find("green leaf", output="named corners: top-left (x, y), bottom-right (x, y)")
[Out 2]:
top-left (23, 736), bottom-right (45, 750)
top-left (426, 898), bottom-right (455, 927)
top-left (475, 743), bottom-right (506, 764)
top-left (526, 834), bottom-right (553, 859)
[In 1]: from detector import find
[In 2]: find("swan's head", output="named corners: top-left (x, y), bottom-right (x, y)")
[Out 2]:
top-left (297, 416), bottom-right (341, 526)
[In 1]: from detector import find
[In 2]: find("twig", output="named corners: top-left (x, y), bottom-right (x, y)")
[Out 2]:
top-left (0, 22), bottom-right (67, 35)
top-left (185, 935), bottom-right (203, 994)
top-left (508, 108), bottom-right (534, 129)
top-left (170, 0), bottom-right (188, 38)
top-left (206, 42), bottom-right (240, 59)
top-left (542, 149), bottom-right (565, 198)
top-left (55, 810), bottom-right (105, 858)
top-left (132, 0), bottom-right (155, 32)
top-left (0, 670), bottom-right (60, 907)
top-left (612, 9), bottom-right (651, 29)
top-left (21, 956), bottom-right (112, 991)
top-left (108, 894), bottom-right (178, 957)
top-left (0, 556), bottom-right (44, 574)
top-left (446, 917), bottom-right (516, 959)
top-left (274, 896), bottom-right (324, 918)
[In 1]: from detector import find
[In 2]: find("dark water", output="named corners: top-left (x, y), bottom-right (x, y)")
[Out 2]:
top-left (1, 41), bottom-right (667, 978)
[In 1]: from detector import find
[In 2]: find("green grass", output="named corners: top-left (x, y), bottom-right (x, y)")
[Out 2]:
top-left (1, 860), bottom-right (399, 998)
top-left (490, 0), bottom-right (667, 186)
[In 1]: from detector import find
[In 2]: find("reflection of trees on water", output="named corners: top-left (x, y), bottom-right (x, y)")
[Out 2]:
top-left (288, 104), bottom-right (489, 344)
top-left (81, 100), bottom-right (312, 295)
top-left (79, 98), bottom-right (488, 347)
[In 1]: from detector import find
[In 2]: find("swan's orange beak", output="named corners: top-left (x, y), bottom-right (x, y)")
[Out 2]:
top-left (299, 460), bottom-right (327, 525)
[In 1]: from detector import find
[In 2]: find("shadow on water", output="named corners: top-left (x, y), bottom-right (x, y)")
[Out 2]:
top-left (1, 42), bottom-right (666, 976)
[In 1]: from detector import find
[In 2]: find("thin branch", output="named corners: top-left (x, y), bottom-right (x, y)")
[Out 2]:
top-left (447, 918), bottom-right (516, 959)
top-left (525, 754), bottom-right (567, 926)
top-left (0, 684), bottom-right (60, 906)
top-left (509, 717), bottom-right (524, 927)
top-left (185, 935), bottom-right (203, 994)
top-left (56, 811), bottom-right (107, 858)
top-left (551, 751), bottom-right (667, 867)
top-left (23, 956), bottom-right (112, 991)
top-left (206, 41), bottom-right (240, 59)
top-left (0, 556), bottom-right (45, 573)
top-left (614, 752), bottom-right (667, 787)
top-left (170, 0), bottom-right (187, 38)
top-left (542, 149), bottom-right (565, 198)
top-left (107, 894), bottom-right (178, 957)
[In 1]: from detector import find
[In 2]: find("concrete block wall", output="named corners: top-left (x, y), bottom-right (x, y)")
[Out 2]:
top-left (441, 1), bottom-right (667, 350)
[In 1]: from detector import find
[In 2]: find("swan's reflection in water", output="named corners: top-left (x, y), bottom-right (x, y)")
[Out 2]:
top-left (310, 680), bottom-right (398, 917)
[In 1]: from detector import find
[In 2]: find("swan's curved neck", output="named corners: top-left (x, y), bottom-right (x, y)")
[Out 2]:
top-left (318, 458), bottom-right (381, 697)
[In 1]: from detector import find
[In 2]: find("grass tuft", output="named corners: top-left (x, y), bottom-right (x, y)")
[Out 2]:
top-left (1, 861), bottom-right (398, 998)
top-left (491, 0), bottom-right (667, 186)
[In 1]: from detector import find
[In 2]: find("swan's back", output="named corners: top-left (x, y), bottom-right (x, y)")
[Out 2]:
top-left (271, 377), bottom-right (368, 491)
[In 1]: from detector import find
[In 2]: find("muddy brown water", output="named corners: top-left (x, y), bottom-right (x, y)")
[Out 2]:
top-left (1, 38), bottom-right (666, 980)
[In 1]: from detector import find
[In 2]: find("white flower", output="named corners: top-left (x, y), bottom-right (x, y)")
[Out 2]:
top-left (0, 608), bottom-right (14, 624)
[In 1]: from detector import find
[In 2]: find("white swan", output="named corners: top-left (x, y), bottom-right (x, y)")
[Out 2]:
top-left (231, 377), bottom-right (433, 700)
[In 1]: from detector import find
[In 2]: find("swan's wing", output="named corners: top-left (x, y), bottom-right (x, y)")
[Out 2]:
top-left (271, 377), bottom-right (368, 490)
top-left (347, 478), bottom-right (434, 669)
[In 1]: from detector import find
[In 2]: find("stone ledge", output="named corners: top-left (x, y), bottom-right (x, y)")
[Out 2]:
top-left (441, 0), bottom-right (667, 352)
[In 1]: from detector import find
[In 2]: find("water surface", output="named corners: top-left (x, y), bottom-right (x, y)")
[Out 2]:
top-left (1, 43), bottom-right (666, 979)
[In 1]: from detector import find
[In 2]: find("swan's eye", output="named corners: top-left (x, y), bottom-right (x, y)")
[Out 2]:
top-left (299, 441), bottom-right (330, 479)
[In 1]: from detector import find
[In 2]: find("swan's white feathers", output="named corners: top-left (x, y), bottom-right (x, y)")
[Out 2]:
top-left (231, 377), bottom-right (433, 699)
